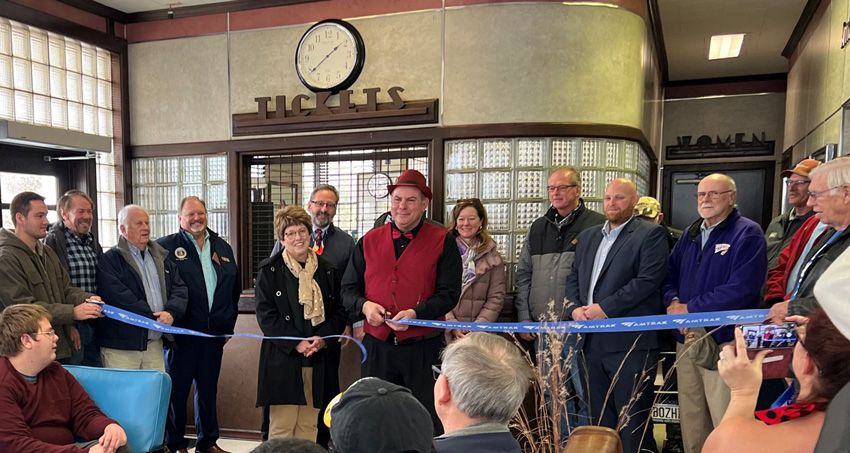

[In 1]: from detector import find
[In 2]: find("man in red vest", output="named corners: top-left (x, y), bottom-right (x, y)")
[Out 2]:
top-left (342, 169), bottom-right (462, 434)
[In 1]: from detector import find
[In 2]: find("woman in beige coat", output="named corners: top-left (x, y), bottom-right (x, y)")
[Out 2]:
top-left (445, 198), bottom-right (507, 342)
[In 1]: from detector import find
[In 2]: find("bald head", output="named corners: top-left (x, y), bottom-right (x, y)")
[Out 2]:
top-left (697, 173), bottom-right (737, 227)
top-left (604, 178), bottom-right (639, 227)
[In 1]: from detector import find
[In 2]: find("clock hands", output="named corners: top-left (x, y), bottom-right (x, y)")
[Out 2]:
top-left (309, 43), bottom-right (342, 75)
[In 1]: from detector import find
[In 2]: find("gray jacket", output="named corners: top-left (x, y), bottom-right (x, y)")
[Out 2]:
top-left (514, 201), bottom-right (605, 321)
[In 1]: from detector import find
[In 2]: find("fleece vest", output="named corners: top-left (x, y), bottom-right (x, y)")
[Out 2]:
top-left (362, 222), bottom-right (445, 341)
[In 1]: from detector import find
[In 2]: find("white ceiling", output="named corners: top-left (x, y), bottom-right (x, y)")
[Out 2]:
top-left (97, 0), bottom-right (808, 82)
top-left (659, 0), bottom-right (808, 81)
top-left (97, 0), bottom-right (233, 14)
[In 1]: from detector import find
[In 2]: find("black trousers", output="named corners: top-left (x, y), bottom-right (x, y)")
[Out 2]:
top-left (164, 336), bottom-right (225, 451)
top-left (361, 333), bottom-right (444, 436)
top-left (581, 335), bottom-right (659, 453)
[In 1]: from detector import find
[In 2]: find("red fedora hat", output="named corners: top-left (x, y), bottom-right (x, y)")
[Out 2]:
top-left (387, 169), bottom-right (432, 200)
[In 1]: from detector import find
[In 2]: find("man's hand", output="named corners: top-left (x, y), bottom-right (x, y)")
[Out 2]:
top-left (69, 325), bottom-right (81, 350)
top-left (766, 301), bottom-right (789, 325)
top-left (667, 299), bottom-right (688, 316)
top-left (99, 423), bottom-right (127, 453)
top-left (152, 311), bottom-right (174, 326)
top-left (518, 320), bottom-right (536, 341)
top-left (583, 304), bottom-right (607, 320)
top-left (388, 309), bottom-right (416, 331)
top-left (73, 303), bottom-right (101, 321)
top-left (340, 326), bottom-right (353, 349)
top-left (362, 301), bottom-right (387, 327)
top-left (353, 323), bottom-right (365, 342)
top-left (571, 307), bottom-right (588, 321)
top-left (87, 295), bottom-right (103, 303)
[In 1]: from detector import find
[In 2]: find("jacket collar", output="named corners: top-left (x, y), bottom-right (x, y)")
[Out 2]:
top-left (687, 208), bottom-right (740, 241)
top-left (545, 199), bottom-right (588, 226)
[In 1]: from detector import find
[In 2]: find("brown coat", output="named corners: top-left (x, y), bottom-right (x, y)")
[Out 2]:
top-left (0, 229), bottom-right (92, 360)
top-left (446, 239), bottom-right (506, 337)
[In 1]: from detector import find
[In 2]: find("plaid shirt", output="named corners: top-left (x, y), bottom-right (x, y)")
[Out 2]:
top-left (64, 225), bottom-right (98, 293)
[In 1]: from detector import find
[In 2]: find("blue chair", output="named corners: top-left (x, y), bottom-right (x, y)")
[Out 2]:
top-left (65, 366), bottom-right (171, 453)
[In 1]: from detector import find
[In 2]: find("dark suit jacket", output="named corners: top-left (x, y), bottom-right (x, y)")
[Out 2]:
top-left (565, 218), bottom-right (669, 352)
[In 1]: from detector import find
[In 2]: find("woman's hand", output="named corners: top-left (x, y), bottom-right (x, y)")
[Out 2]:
top-left (449, 329), bottom-right (466, 340)
top-left (718, 328), bottom-right (772, 397)
top-left (296, 337), bottom-right (326, 357)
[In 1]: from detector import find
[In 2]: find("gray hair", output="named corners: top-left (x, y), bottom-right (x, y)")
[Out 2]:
top-left (310, 184), bottom-right (340, 203)
top-left (440, 332), bottom-right (532, 424)
top-left (117, 204), bottom-right (147, 229)
top-left (810, 156), bottom-right (850, 189)
top-left (551, 166), bottom-right (581, 186)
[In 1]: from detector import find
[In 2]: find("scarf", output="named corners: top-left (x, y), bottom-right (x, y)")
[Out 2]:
top-left (456, 237), bottom-right (478, 287)
top-left (281, 249), bottom-right (325, 326)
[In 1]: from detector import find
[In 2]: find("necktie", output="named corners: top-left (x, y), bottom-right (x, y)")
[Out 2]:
top-left (392, 229), bottom-right (413, 240)
top-left (314, 229), bottom-right (324, 255)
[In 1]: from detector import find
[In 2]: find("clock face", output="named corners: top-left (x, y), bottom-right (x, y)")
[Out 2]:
top-left (296, 19), bottom-right (365, 93)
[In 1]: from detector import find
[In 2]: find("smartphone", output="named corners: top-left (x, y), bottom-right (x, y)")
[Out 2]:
top-left (738, 322), bottom-right (798, 350)
top-left (736, 322), bottom-right (798, 380)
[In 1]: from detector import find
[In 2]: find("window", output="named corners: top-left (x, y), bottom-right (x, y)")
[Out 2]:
top-left (0, 17), bottom-right (122, 247)
top-left (132, 155), bottom-right (229, 241)
top-left (0, 172), bottom-right (59, 228)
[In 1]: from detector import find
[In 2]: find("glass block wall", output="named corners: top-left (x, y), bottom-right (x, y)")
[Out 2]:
top-left (444, 137), bottom-right (652, 289)
top-left (131, 155), bottom-right (229, 242)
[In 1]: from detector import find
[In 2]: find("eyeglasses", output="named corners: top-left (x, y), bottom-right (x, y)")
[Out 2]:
top-left (310, 200), bottom-right (336, 209)
top-left (695, 190), bottom-right (734, 200)
top-left (786, 180), bottom-right (810, 187)
top-left (808, 185), bottom-right (845, 201)
top-left (547, 184), bottom-right (578, 193)
top-left (431, 364), bottom-right (442, 380)
top-left (30, 329), bottom-right (56, 338)
top-left (283, 229), bottom-right (310, 239)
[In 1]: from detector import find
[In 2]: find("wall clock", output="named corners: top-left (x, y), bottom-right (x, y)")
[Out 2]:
top-left (295, 19), bottom-right (365, 93)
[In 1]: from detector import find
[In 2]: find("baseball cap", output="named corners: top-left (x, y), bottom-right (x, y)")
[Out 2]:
top-left (780, 159), bottom-right (820, 178)
top-left (634, 196), bottom-right (661, 219)
top-left (329, 377), bottom-right (434, 453)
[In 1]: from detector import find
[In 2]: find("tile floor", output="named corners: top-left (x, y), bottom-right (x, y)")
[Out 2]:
top-left (185, 438), bottom-right (262, 453)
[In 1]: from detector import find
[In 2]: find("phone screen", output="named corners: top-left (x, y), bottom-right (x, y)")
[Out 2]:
top-left (739, 323), bottom-right (798, 350)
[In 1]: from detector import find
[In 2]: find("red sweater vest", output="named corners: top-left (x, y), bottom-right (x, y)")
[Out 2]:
top-left (362, 222), bottom-right (446, 341)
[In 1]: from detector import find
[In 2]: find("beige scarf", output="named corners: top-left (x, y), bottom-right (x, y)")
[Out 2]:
top-left (282, 249), bottom-right (325, 326)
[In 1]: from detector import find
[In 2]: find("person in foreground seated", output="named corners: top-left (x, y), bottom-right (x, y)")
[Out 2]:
top-left (433, 332), bottom-right (531, 452)
top-left (0, 304), bottom-right (129, 453)
top-left (703, 306), bottom-right (850, 452)
top-left (249, 437), bottom-right (326, 453)
top-left (329, 377), bottom-right (435, 453)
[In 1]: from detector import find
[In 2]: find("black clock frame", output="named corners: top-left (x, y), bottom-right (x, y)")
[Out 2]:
top-left (295, 19), bottom-right (366, 94)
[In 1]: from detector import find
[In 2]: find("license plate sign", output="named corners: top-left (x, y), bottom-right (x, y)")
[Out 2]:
top-left (652, 403), bottom-right (679, 423)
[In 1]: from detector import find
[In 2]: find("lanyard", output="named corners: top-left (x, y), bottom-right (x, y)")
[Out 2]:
top-left (790, 230), bottom-right (842, 300)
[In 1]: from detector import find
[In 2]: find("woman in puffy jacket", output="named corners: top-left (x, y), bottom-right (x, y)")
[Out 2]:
top-left (445, 198), bottom-right (506, 342)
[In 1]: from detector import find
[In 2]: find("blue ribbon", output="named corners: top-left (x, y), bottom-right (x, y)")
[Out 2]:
top-left (389, 309), bottom-right (770, 333)
top-left (98, 303), bottom-right (369, 363)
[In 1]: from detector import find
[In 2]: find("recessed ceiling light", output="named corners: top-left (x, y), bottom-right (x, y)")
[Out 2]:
top-left (709, 34), bottom-right (746, 60)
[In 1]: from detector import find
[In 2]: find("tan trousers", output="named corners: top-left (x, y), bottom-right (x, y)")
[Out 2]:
top-left (100, 339), bottom-right (166, 372)
top-left (675, 341), bottom-right (732, 453)
top-left (269, 367), bottom-right (318, 441)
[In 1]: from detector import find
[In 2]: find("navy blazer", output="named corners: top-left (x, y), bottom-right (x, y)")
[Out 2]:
top-left (565, 218), bottom-right (669, 352)
top-left (157, 229), bottom-right (241, 335)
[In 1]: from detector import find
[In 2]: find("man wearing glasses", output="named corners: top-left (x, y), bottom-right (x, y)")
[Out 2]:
top-left (0, 304), bottom-right (129, 452)
top-left (513, 166), bottom-right (605, 438)
top-left (767, 157), bottom-right (850, 324)
top-left (662, 173), bottom-right (767, 453)
top-left (764, 159), bottom-right (820, 270)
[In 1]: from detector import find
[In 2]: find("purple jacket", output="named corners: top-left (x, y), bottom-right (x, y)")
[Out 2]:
top-left (663, 209), bottom-right (767, 344)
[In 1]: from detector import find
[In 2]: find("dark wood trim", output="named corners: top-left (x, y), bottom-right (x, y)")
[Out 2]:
top-left (120, 50), bottom-right (132, 204)
top-left (0, 0), bottom-right (127, 53)
top-left (125, 0), bottom-right (326, 23)
top-left (232, 99), bottom-right (439, 136)
top-left (783, 0), bottom-right (823, 59)
top-left (647, 0), bottom-right (669, 84)
top-left (238, 154), bottom-right (252, 290)
top-left (665, 72), bottom-right (788, 89)
top-left (56, 0), bottom-right (130, 23)
top-left (660, 160), bottom-right (776, 228)
top-left (429, 137), bottom-right (446, 224)
top-left (227, 150), bottom-right (241, 280)
top-left (130, 123), bottom-right (656, 162)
